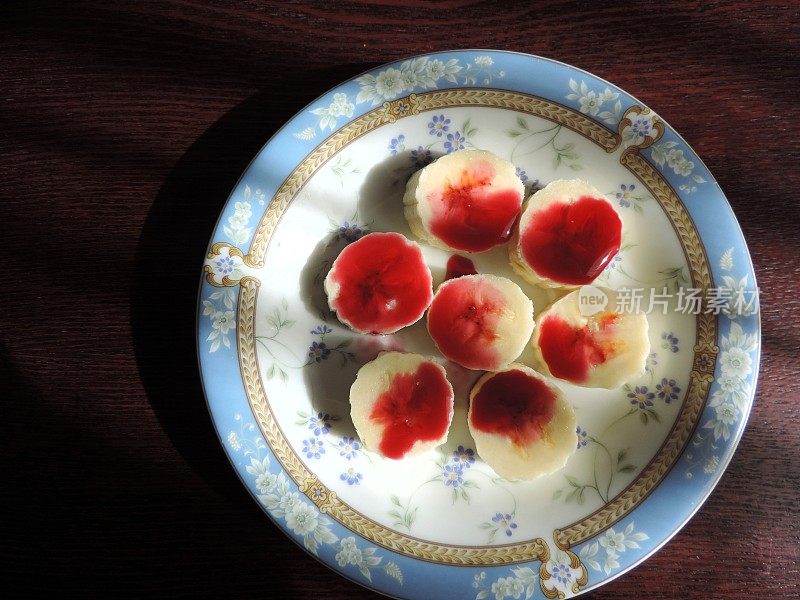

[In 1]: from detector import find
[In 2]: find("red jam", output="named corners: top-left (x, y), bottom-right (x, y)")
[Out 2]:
top-left (428, 162), bottom-right (522, 252)
top-left (369, 362), bottom-right (453, 459)
top-left (328, 232), bottom-right (432, 334)
top-left (427, 277), bottom-right (503, 370)
top-left (445, 255), bottom-right (478, 281)
top-left (538, 315), bottom-right (617, 383)
top-left (470, 369), bottom-right (556, 446)
top-left (520, 196), bottom-right (621, 285)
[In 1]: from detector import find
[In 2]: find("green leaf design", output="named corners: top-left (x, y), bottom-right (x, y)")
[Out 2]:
top-left (517, 116), bottom-right (529, 130)
top-left (618, 464), bottom-right (637, 473)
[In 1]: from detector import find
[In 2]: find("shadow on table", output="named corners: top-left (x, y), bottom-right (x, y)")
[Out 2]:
top-left (130, 63), bottom-right (384, 598)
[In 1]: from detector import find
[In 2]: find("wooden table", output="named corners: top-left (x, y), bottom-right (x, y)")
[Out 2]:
top-left (3, 1), bottom-right (798, 598)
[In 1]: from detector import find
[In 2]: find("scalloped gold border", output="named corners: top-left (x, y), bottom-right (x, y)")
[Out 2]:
top-left (235, 90), bottom-right (716, 565)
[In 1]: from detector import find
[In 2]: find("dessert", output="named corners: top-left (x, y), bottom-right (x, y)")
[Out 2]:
top-left (531, 287), bottom-right (650, 388)
top-left (349, 352), bottom-right (454, 459)
top-left (325, 231), bottom-right (433, 334)
top-left (427, 274), bottom-right (534, 371)
top-left (403, 149), bottom-right (524, 253)
top-left (468, 364), bottom-right (576, 480)
top-left (510, 179), bottom-right (622, 288)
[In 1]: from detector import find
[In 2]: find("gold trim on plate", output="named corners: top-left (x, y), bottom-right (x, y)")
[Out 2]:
top-left (232, 90), bottom-right (716, 565)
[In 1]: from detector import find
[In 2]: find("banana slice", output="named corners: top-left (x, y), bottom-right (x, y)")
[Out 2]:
top-left (325, 231), bottom-right (433, 334)
top-left (468, 364), bottom-right (576, 480)
top-left (350, 352), bottom-right (454, 459)
top-left (531, 287), bottom-right (650, 389)
top-left (404, 149), bottom-right (524, 253)
top-left (427, 274), bottom-right (534, 371)
top-left (510, 179), bottom-right (622, 288)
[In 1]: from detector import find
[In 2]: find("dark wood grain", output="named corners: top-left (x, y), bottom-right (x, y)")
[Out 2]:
top-left (2, 1), bottom-right (798, 598)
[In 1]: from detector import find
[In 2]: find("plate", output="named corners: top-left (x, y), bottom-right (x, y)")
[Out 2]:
top-left (197, 50), bottom-right (760, 599)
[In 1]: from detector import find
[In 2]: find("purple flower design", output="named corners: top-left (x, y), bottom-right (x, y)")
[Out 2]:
top-left (308, 341), bottom-right (331, 363)
top-left (628, 386), bottom-right (655, 409)
top-left (646, 352), bottom-right (658, 372)
top-left (631, 117), bottom-right (652, 137)
top-left (443, 464), bottom-right (464, 487)
top-left (661, 332), bottom-right (679, 353)
top-left (656, 378), bottom-right (681, 403)
top-left (444, 131), bottom-right (466, 153)
top-left (576, 426), bottom-right (589, 449)
top-left (338, 436), bottom-right (361, 460)
top-left (310, 324), bottom-right (333, 335)
top-left (337, 221), bottom-right (364, 243)
top-left (214, 255), bottom-right (235, 275)
top-left (492, 513), bottom-right (518, 536)
top-left (410, 146), bottom-right (433, 169)
top-left (550, 561), bottom-right (574, 586)
top-left (616, 184), bottom-right (635, 208)
top-left (515, 166), bottom-right (529, 183)
top-left (388, 134), bottom-right (406, 155)
top-left (452, 445), bottom-right (475, 468)
top-left (302, 437), bottom-right (325, 459)
top-left (340, 468), bottom-right (363, 485)
top-left (309, 412), bottom-right (331, 435)
top-left (608, 253), bottom-right (623, 270)
top-left (428, 114), bottom-right (451, 137)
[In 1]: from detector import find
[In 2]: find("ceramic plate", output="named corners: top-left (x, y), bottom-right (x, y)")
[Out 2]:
top-left (197, 51), bottom-right (759, 599)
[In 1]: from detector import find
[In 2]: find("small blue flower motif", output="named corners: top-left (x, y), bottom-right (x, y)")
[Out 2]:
top-left (492, 513), bottom-right (518, 537)
top-left (628, 386), bottom-right (655, 409)
top-left (631, 117), bottom-right (652, 137)
top-left (444, 131), bottom-right (466, 153)
top-left (515, 166), bottom-right (529, 183)
top-left (309, 412), bottom-right (331, 436)
top-left (338, 436), bottom-right (361, 460)
top-left (550, 561), bottom-right (574, 586)
top-left (428, 114), bottom-right (451, 137)
top-left (452, 445), bottom-right (476, 468)
top-left (608, 253), bottom-right (623, 270)
top-left (302, 437), bottom-right (325, 459)
top-left (214, 255), bottom-right (235, 275)
top-left (656, 378), bottom-right (681, 403)
top-left (443, 464), bottom-right (464, 488)
top-left (616, 184), bottom-right (635, 208)
top-left (410, 146), bottom-right (433, 169)
top-left (576, 426), bottom-right (589, 449)
top-left (308, 341), bottom-right (331, 363)
top-left (310, 324), bottom-right (333, 336)
top-left (661, 332), bottom-right (679, 353)
top-left (340, 467), bottom-right (363, 486)
top-left (388, 134), bottom-right (406, 155)
top-left (646, 352), bottom-right (658, 371)
top-left (337, 221), bottom-right (364, 243)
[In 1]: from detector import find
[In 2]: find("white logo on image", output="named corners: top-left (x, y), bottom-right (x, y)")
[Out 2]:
top-left (578, 285), bottom-right (609, 316)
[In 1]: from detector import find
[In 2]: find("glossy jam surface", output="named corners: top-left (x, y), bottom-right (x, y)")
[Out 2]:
top-left (329, 232), bottom-right (432, 334)
top-left (445, 255), bottom-right (478, 281)
top-left (470, 370), bottom-right (556, 446)
top-left (369, 362), bottom-right (453, 459)
top-left (427, 162), bottom-right (522, 253)
top-left (538, 314), bottom-right (617, 383)
top-left (520, 196), bottom-right (622, 285)
top-left (427, 277), bottom-right (504, 370)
